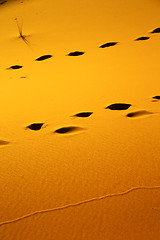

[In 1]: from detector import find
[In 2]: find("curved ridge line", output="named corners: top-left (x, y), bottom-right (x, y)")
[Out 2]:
top-left (0, 185), bottom-right (160, 227)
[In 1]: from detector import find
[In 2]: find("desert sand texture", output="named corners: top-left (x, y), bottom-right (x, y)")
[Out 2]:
top-left (0, 0), bottom-right (160, 239)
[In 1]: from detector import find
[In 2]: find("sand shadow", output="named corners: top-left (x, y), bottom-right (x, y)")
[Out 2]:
top-left (0, 0), bottom-right (7, 5)
top-left (54, 126), bottom-right (83, 134)
top-left (0, 140), bottom-right (10, 146)
top-left (134, 36), bottom-right (150, 41)
top-left (6, 65), bottom-right (23, 70)
top-left (126, 110), bottom-right (153, 118)
top-left (99, 42), bottom-right (118, 48)
top-left (25, 123), bottom-right (45, 131)
top-left (152, 96), bottom-right (160, 100)
top-left (71, 112), bottom-right (93, 118)
top-left (150, 27), bottom-right (160, 33)
top-left (35, 55), bottom-right (52, 61)
top-left (66, 51), bottom-right (85, 56)
top-left (105, 103), bottom-right (131, 110)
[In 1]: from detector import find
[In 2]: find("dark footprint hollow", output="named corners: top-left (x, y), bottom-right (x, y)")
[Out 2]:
top-left (26, 123), bottom-right (44, 131)
top-left (54, 126), bottom-right (82, 134)
top-left (106, 103), bottom-right (131, 110)
top-left (7, 65), bottom-right (23, 70)
top-left (135, 36), bottom-right (150, 41)
top-left (151, 27), bottom-right (160, 33)
top-left (35, 55), bottom-right (52, 61)
top-left (152, 96), bottom-right (160, 100)
top-left (0, 1), bottom-right (7, 5)
top-left (67, 51), bottom-right (85, 56)
top-left (126, 110), bottom-right (152, 118)
top-left (73, 112), bottom-right (93, 118)
top-left (0, 140), bottom-right (10, 146)
top-left (99, 42), bottom-right (118, 48)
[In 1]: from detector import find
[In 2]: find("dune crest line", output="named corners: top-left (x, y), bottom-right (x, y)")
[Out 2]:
top-left (0, 185), bottom-right (160, 227)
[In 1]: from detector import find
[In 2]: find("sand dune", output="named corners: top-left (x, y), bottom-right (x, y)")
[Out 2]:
top-left (1, 0), bottom-right (160, 239)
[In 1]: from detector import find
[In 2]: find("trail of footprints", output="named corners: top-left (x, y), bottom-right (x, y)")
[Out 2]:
top-left (3, 24), bottom-right (160, 70)
top-left (0, 25), bottom-right (160, 144)
top-left (26, 99), bottom-right (159, 134)
top-left (1, 97), bottom-right (159, 146)
top-left (0, 3), bottom-right (160, 224)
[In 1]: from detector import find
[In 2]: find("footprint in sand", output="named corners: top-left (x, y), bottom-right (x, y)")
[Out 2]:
top-left (152, 96), bottom-right (160, 100)
top-left (126, 110), bottom-right (153, 118)
top-left (99, 42), bottom-right (118, 48)
top-left (6, 65), bottom-right (23, 70)
top-left (35, 55), bottom-right (52, 61)
top-left (26, 123), bottom-right (45, 131)
top-left (151, 27), bottom-right (160, 34)
top-left (54, 126), bottom-right (83, 134)
top-left (72, 112), bottom-right (93, 118)
top-left (20, 76), bottom-right (27, 79)
top-left (67, 51), bottom-right (85, 56)
top-left (105, 103), bottom-right (131, 110)
top-left (0, 0), bottom-right (7, 5)
top-left (0, 140), bottom-right (10, 146)
top-left (135, 36), bottom-right (150, 41)
top-left (151, 96), bottom-right (160, 102)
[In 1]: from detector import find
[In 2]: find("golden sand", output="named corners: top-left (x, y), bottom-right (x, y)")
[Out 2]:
top-left (0, 0), bottom-right (160, 239)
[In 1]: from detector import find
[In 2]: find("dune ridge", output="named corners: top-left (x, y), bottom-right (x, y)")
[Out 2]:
top-left (0, 185), bottom-right (160, 227)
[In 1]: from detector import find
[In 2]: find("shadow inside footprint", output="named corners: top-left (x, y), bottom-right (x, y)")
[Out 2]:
top-left (152, 96), bottom-right (160, 100)
top-left (126, 110), bottom-right (153, 118)
top-left (0, 140), bottom-right (10, 146)
top-left (135, 36), bottom-right (150, 41)
top-left (151, 27), bottom-right (160, 33)
top-left (106, 103), bottom-right (131, 110)
top-left (54, 126), bottom-right (83, 134)
top-left (26, 123), bottom-right (44, 131)
top-left (6, 65), bottom-right (23, 70)
top-left (0, 1), bottom-right (7, 5)
top-left (35, 55), bottom-right (52, 61)
top-left (99, 42), bottom-right (118, 48)
top-left (72, 112), bottom-right (93, 118)
top-left (67, 51), bottom-right (85, 56)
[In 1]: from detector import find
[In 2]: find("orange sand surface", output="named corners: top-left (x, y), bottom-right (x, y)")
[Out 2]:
top-left (0, 0), bottom-right (160, 239)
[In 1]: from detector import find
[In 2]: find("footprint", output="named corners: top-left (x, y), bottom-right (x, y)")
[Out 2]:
top-left (0, 140), bottom-right (10, 146)
top-left (151, 27), bottom-right (160, 33)
top-left (26, 123), bottom-right (44, 131)
top-left (126, 110), bottom-right (153, 118)
top-left (135, 36), bottom-right (150, 41)
top-left (72, 112), bottom-right (93, 118)
top-left (54, 126), bottom-right (83, 134)
top-left (35, 55), bottom-right (52, 61)
top-left (67, 51), bottom-right (85, 56)
top-left (99, 42), bottom-right (118, 48)
top-left (20, 76), bottom-right (27, 79)
top-left (152, 96), bottom-right (160, 100)
top-left (105, 103), bottom-right (131, 110)
top-left (6, 65), bottom-right (23, 70)
top-left (0, 1), bottom-right (7, 5)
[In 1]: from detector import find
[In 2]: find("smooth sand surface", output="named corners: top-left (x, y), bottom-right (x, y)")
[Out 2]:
top-left (0, 0), bottom-right (160, 239)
